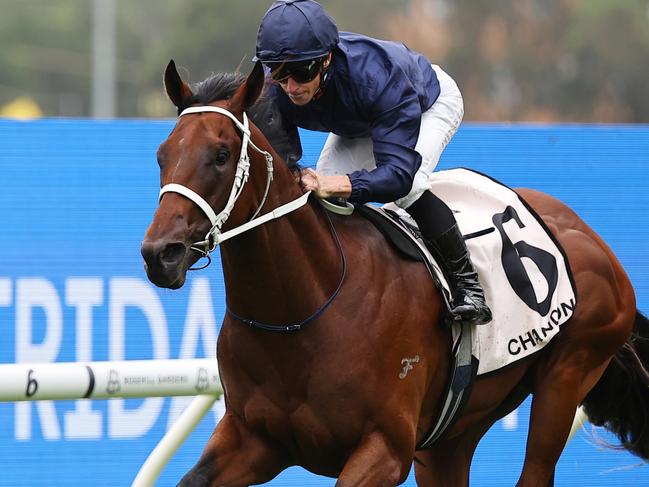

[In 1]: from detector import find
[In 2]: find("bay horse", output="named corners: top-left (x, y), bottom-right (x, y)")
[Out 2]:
top-left (141, 60), bottom-right (649, 486)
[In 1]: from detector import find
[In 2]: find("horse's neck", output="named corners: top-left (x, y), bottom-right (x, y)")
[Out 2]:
top-left (219, 126), bottom-right (342, 326)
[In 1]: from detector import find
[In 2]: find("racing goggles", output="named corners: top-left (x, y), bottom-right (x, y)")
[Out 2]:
top-left (268, 57), bottom-right (326, 84)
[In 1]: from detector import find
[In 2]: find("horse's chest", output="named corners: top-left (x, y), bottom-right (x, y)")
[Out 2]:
top-left (222, 357), bottom-right (368, 454)
top-left (216, 325), bottom-right (416, 460)
top-left (238, 389), bottom-right (363, 469)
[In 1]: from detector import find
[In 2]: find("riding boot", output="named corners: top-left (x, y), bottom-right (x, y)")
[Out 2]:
top-left (431, 223), bottom-right (492, 325)
top-left (406, 191), bottom-right (492, 326)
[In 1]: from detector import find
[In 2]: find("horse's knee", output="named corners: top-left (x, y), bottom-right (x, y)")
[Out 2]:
top-left (177, 471), bottom-right (207, 487)
top-left (177, 456), bottom-right (214, 487)
top-left (336, 431), bottom-right (411, 487)
top-left (176, 416), bottom-right (286, 486)
top-left (335, 458), bottom-right (402, 487)
top-left (386, 455), bottom-right (409, 486)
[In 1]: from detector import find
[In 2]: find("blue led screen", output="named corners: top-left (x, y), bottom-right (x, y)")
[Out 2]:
top-left (0, 119), bottom-right (648, 486)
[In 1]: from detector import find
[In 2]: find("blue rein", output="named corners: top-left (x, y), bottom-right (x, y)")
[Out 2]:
top-left (226, 206), bottom-right (347, 333)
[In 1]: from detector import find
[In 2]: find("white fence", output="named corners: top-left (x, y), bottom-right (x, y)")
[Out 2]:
top-left (0, 359), bottom-right (223, 487)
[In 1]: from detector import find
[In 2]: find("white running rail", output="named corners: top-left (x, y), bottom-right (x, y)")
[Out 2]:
top-left (0, 359), bottom-right (223, 487)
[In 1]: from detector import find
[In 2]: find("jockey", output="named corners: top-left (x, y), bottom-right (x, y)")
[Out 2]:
top-left (255, 0), bottom-right (492, 326)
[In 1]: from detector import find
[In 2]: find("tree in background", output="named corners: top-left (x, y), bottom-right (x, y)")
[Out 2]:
top-left (0, 0), bottom-right (648, 121)
top-left (0, 0), bottom-right (90, 116)
top-left (118, 0), bottom-right (404, 117)
top-left (562, 0), bottom-right (649, 122)
top-left (386, 0), bottom-right (649, 122)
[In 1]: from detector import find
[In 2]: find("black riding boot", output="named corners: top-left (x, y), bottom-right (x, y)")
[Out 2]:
top-left (432, 223), bottom-right (493, 324)
top-left (407, 191), bottom-right (492, 326)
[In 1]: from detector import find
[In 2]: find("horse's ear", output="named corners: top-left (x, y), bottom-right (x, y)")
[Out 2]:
top-left (164, 60), bottom-right (193, 109)
top-left (230, 62), bottom-right (265, 113)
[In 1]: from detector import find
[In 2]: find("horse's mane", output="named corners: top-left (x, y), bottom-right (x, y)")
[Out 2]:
top-left (190, 72), bottom-right (245, 106)
top-left (187, 72), bottom-right (302, 173)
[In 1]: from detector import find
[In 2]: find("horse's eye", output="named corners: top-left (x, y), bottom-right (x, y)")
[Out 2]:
top-left (214, 150), bottom-right (230, 166)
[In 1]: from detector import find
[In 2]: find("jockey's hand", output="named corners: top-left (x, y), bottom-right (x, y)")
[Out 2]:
top-left (300, 168), bottom-right (352, 199)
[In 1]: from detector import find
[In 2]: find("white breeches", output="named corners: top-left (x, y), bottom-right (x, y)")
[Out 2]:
top-left (315, 64), bottom-right (464, 209)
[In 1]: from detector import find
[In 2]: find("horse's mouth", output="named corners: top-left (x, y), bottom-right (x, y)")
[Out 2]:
top-left (141, 236), bottom-right (196, 289)
top-left (143, 261), bottom-right (187, 289)
top-left (166, 276), bottom-right (186, 290)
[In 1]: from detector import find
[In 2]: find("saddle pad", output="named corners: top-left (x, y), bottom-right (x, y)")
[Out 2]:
top-left (385, 168), bottom-right (577, 376)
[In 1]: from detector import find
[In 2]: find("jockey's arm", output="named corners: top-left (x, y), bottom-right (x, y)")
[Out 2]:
top-left (300, 168), bottom-right (352, 199)
top-left (346, 82), bottom-right (424, 204)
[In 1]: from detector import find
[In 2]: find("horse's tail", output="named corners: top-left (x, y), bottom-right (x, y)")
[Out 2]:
top-left (581, 310), bottom-right (649, 459)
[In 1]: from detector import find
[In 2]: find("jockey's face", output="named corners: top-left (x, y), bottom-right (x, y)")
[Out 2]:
top-left (269, 54), bottom-right (331, 106)
top-left (279, 74), bottom-right (321, 106)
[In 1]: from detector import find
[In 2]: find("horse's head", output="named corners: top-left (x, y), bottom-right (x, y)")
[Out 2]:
top-left (141, 60), bottom-right (268, 289)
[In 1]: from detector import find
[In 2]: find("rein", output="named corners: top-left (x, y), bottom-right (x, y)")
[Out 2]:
top-left (158, 104), bottom-right (346, 332)
top-left (226, 207), bottom-right (347, 332)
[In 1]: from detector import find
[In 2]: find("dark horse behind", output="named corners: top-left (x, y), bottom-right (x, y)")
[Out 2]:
top-left (141, 60), bottom-right (649, 486)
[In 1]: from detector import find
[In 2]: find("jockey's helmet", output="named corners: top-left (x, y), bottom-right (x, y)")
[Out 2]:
top-left (255, 0), bottom-right (339, 63)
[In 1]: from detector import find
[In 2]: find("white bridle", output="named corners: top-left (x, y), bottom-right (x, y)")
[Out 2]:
top-left (158, 105), bottom-right (311, 259)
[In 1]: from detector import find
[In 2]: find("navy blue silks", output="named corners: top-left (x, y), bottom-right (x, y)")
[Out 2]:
top-left (268, 32), bottom-right (441, 203)
top-left (256, 0), bottom-right (441, 204)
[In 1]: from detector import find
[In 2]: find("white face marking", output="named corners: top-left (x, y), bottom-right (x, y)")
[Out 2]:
top-left (399, 355), bottom-right (420, 379)
top-left (171, 138), bottom-right (186, 180)
top-left (171, 156), bottom-right (183, 181)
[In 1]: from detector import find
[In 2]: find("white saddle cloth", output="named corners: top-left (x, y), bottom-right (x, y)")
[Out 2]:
top-left (384, 168), bottom-right (577, 376)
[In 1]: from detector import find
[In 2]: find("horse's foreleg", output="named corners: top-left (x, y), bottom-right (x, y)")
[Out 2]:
top-left (177, 412), bottom-right (285, 487)
top-left (335, 431), bottom-right (410, 487)
top-left (546, 469), bottom-right (555, 487)
top-left (413, 438), bottom-right (472, 487)
top-left (413, 415), bottom-right (498, 487)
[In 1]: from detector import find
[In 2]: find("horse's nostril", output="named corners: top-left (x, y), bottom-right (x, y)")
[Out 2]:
top-left (160, 242), bottom-right (186, 267)
top-left (141, 240), bottom-right (186, 270)
top-left (141, 241), bottom-right (157, 266)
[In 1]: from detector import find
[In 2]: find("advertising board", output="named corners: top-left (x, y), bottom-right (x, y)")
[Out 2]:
top-left (0, 120), bottom-right (647, 485)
